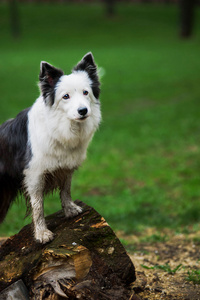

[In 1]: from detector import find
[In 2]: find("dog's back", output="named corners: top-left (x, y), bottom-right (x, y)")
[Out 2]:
top-left (0, 108), bottom-right (30, 222)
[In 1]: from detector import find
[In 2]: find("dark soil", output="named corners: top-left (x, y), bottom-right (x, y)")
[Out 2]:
top-left (119, 229), bottom-right (200, 300)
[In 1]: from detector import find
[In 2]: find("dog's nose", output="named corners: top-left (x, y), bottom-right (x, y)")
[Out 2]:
top-left (78, 107), bottom-right (88, 116)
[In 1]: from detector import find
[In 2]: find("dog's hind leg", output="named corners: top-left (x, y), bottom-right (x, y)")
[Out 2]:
top-left (0, 175), bottom-right (19, 223)
top-left (60, 170), bottom-right (82, 219)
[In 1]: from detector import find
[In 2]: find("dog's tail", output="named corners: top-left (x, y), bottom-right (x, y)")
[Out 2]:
top-left (0, 174), bottom-right (19, 223)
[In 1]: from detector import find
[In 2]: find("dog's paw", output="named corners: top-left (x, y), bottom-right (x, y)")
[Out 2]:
top-left (35, 229), bottom-right (54, 244)
top-left (64, 201), bottom-right (83, 218)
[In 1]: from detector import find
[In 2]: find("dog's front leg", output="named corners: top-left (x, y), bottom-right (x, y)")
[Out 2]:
top-left (31, 193), bottom-right (54, 243)
top-left (25, 170), bottom-right (54, 244)
top-left (60, 170), bottom-right (82, 218)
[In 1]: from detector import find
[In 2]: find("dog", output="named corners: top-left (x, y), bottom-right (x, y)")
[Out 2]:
top-left (0, 52), bottom-right (101, 243)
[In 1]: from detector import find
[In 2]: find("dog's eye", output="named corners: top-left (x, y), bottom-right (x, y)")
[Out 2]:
top-left (83, 90), bottom-right (88, 96)
top-left (63, 94), bottom-right (70, 100)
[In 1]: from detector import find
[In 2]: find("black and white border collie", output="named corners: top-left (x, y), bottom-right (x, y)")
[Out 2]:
top-left (0, 52), bottom-right (101, 243)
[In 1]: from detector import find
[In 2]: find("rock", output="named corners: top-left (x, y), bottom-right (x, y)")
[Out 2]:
top-left (0, 279), bottom-right (29, 300)
top-left (0, 200), bottom-right (136, 299)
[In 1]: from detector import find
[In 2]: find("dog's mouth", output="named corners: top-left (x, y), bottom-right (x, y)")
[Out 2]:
top-left (79, 116), bottom-right (88, 120)
top-left (76, 115), bottom-right (89, 121)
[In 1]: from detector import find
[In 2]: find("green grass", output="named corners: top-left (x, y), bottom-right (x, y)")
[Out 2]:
top-left (186, 269), bottom-right (200, 284)
top-left (141, 263), bottom-right (182, 274)
top-left (0, 3), bottom-right (200, 237)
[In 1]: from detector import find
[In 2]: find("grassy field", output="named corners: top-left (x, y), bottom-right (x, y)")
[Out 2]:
top-left (0, 3), bottom-right (200, 237)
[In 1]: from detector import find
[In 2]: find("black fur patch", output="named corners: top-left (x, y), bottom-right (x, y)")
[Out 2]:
top-left (73, 52), bottom-right (100, 99)
top-left (0, 108), bottom-right (30, 222)
top-left (39, 62), bottom-right (64, 106)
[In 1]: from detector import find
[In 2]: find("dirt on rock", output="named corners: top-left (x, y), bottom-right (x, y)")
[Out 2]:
top-left (118, 228), bottom-right (200, 300)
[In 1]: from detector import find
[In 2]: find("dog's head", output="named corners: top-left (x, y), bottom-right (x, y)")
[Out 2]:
top-left (39, 53), bottom-right (100, 122)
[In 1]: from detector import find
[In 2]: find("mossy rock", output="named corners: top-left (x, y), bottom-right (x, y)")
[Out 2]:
top-left (0, 200), bottom-right (136, 299)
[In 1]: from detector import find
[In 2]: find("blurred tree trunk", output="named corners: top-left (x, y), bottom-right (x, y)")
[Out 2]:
top-left (179, 0), bottom-right (196, 38)
top-left (9, 0), bottom-right (20, 38)
top-left (105, 0), bottom-right (115, 16)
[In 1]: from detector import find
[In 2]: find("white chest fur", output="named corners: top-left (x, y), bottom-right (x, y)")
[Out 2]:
top-left (27, 97), bottom-right (100, 173)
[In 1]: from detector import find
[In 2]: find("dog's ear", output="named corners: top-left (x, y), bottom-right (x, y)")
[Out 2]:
top-left (39, 62), bottom-right (64, 105)
top-left (73, 52), bottom-right (100, 99)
